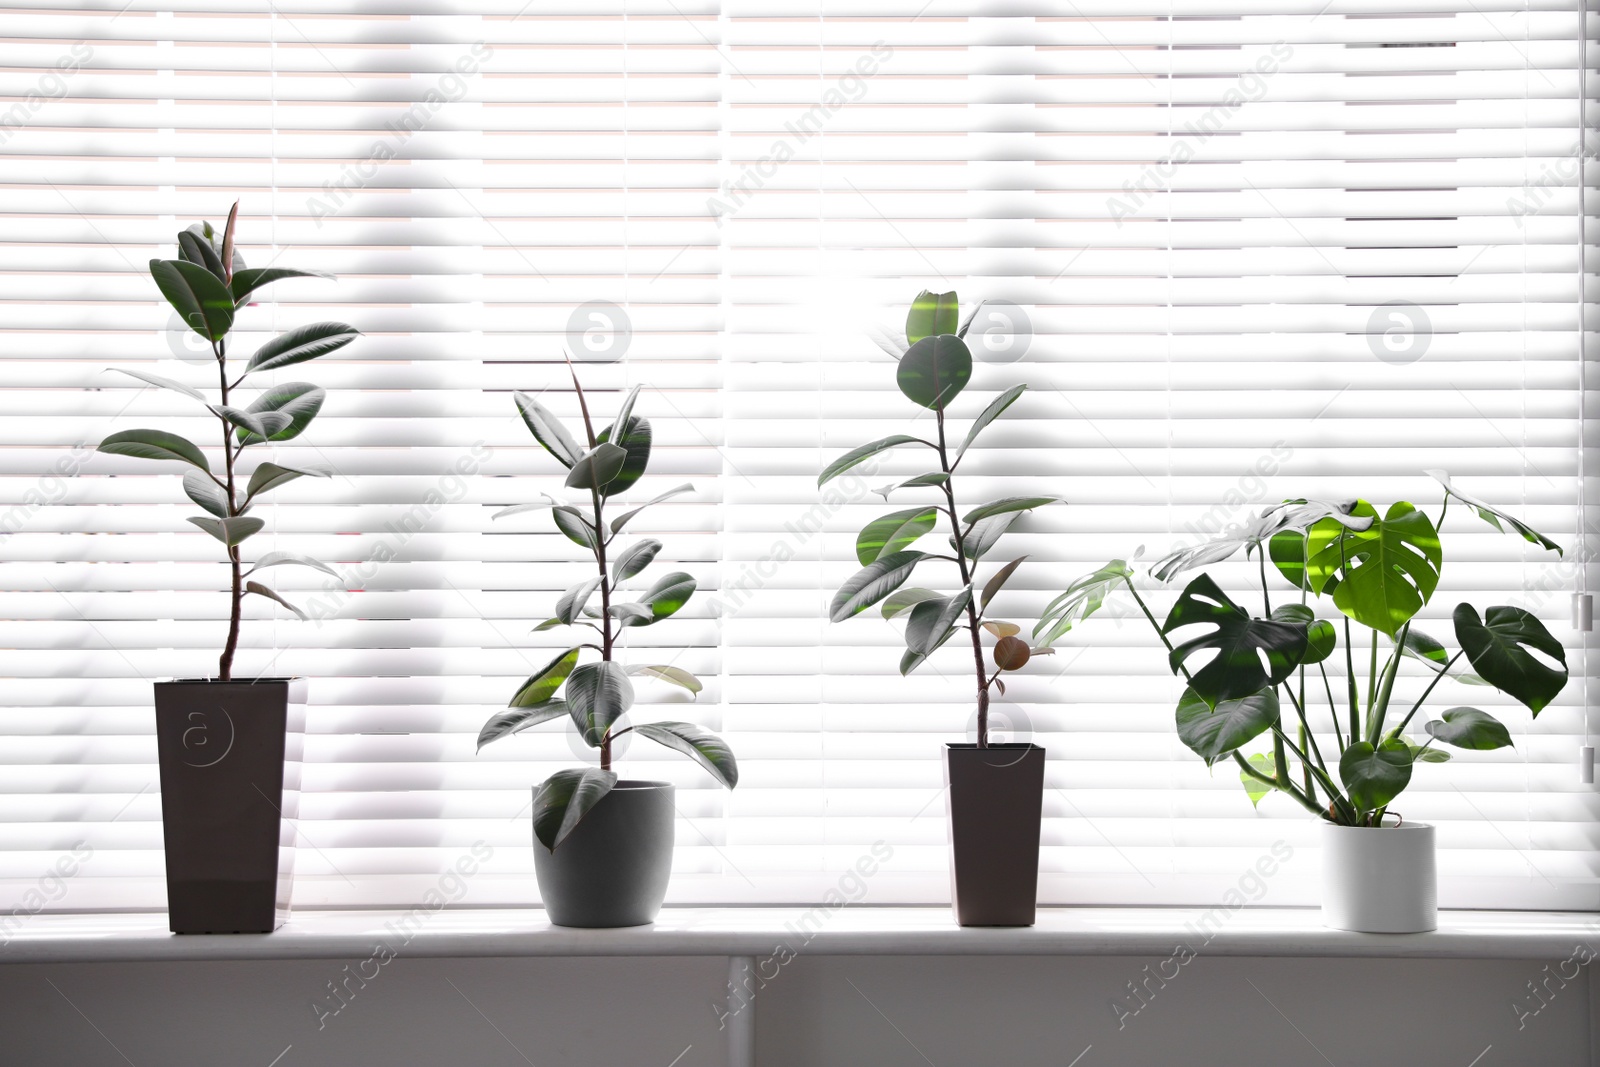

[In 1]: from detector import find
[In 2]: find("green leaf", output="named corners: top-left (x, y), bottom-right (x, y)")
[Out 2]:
top-left (830, 550), bottom-right (929, 622)
top-left (613, 538), bottom-right (662, 582)
top-left (1425, 470), bottom-right (1562, 555)
top-left (609, 483), bottom-right (694, 535)
top-left (1407, 741), bottom-right (1452, 763)
top-left (1305, 501), bottom-right (1441, 636)
top-left (1034, 559), bottom-right (1132, 645)
top-left (108, 367), bottom-right (207, 403)
top-left (513, 391), bottom-right (583, 469)
top-left (956, 384), bottom-right (1026, 463)
top-left (873, 472), bottom-right (948, 499)
top-left (1403, 628), bottom-right (1451, 670)
top-left (244, 321), bottom-right (358, 374)
top-left (905, 289), bottom-right (959, 345)
top-left (635, 721), bottom-right (738, 788)
top-left (607, 602), bottom-right (654, 627)
top-left (1340, 739), bottom-right (1413, 812)
top-left (477, 699), bottom-right (569, 751)
top-left (899, 623), bottom-right (960, 676)
top-left (245, 550), bottom-right (339, 579)
top-left (552, 506), bottom-right (600, 551)
top-left (981, 555), bottom-right (1028, 611)
top-left (819, 435), bottom-right (931, 488)
top-left (1453, 603), bottom-right (1568, 715)
top-left (963, 495), bottom-right (1060, 526)
top-left (494, 497), bottom-right (559, 521)
top-left (230, 267), bottom-right (331, 305)
top-left (636, 571), bottom-right (696, 623)
top-left (508, 648), bottom-right (581, 708)
top-left (532, 618), bottom-right (564, 632)
top-left (1241, 752), bottom-right (1275, 808)
top-left (905, 587), bottom-right (971, 656)
top-left (566, 660), bottom-right (634, 746)
top-left (856, 507), bottom-right (938, 565)
top-left (1425, 707), bottom-right (1514, 750)
top-left (881, 586), bottom-right (941, 620)
top-left (246, 461), bottom-right (329, 500)
top-left (1162, 574), bottom-right (1308, 706)
top-left (182, 470), bottom-right (229, 517)
top-left (897, 334), bottom-right (972, 411)
top-left (556, 577), bottom-right (603, 624)
top-left (1175, 686), bottom-right (1280, 766)
top-left (564, 441), bottom-right (628, 491)
top-left (1270, 603), bottom-right (1336, 665)
top-left (151, 259), bottom-right (234, 341)
top-left (98, 429), bottom-right (211, 472)
top-left (959, 512), bottom-right (1022, 561)
top-left (236, 383), bottom-right (325, 445)
top-left (627, 664), bottom-right (703, 696)
top-left (597, 413), bottom-right (651, 497)
top-left (245, 580), bottom-right (307, 620)
top-left (188, 515), bottom-right (265, 546)
top-left (177, 230), bottom-right (226, 279)
top-left (215, 404), bottom-right (293, 442)
top-left (532, 767), bottom-right (618, 851)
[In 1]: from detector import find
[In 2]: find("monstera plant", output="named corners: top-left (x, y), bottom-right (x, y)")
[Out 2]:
top-left (1054, 473), bottom-right (1568, 827)
top-left (479, 363), bottom-right (736, 927)
top-left (95, 204), bottom-right (358, 935)
top-left (822, 290), bottom-right (1059, 926)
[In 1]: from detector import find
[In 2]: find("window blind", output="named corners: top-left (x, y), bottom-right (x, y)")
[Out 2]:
top-left (1, 0), bottom-right (1596, 912)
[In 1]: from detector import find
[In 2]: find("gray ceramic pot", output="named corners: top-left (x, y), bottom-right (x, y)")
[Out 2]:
top-left (534, 780), bottom-right (674, 927)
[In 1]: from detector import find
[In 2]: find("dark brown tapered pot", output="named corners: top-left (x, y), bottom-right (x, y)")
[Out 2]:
top-left (944, 742), bottom-right (1045, 927)
top-left (153, 678), bottom-right (304, 934)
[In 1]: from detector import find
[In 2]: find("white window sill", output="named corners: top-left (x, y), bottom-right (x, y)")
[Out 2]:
top-left (2, 907), bottom-right (1594, 964)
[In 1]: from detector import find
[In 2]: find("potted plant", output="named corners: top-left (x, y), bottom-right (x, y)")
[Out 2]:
top-left (479, 363), bottom-right (737, 928)
top-left (821, 290), bottom-right (1060, 926)
top-left (96, 204), bottom-right (358, 933)
top-left (1051, 474), bottom-right (1567, 932)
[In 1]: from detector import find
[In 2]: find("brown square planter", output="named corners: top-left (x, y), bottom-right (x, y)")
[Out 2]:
top-left (944, 743), bottom-right (1045, 926)
top-left (153, 678), bottom-right (304, 934)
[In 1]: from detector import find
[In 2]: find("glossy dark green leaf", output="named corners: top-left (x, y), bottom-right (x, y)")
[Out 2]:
top-left (963, 495), bottom-right (1060, 526)
top-left (627, 664), bottom-right (703, 696)
top-left (818, 435), bottom-right (932, 487)
top-left (1453, 603), bottom-right (1568, 714)
top-left (830, 550), bottom-right (929, 622)
top-left (177, 230), bottom-right (226, 279)
top-left (981, 555), bottom-right (1028, 611)
top-left (636, 721), bottom-right (738, 788)
top-left (231, 267), bottom-right (331, 305)
top-left (246, 461), bottom-right (329, 500)
top-left (1034, 559), bottom-right (1132, 645)
top-left (1425, 707), bottom-right (1514, 750)
top-left (565, 660), bottom-right (635, 746)
top-left (636, 571), bottom-right (696, 623)
top-left (899, 623), bottom-right (960, 676)
top-left (108, 367), bottom-right (206, 403)
top-left (1162, 573), bottom-right (1309, 706)
top-left (1306, 501), bottom-right (1441, 636)
top-left (1340, 739), bottom-right (1413, 812)
top-left (905, 587), bottom-right (971, 656)
top-left (1407, 741), bottom-right (1452, 764)
top-left (612, 538), bottom-right (662, 582)
top-left (245, 580), bottom-right (306, 620)
top-left (897, 334), bottom-right (972, 411)
top-left (956, 384), bottom-right (1026, 463)
top-left (151, 259), bottom-right (234, 342)
top-left (98, 428), bottom-right (211, 472)
top-left (958, 511), bottom-right (1021, 561)
top-left (856, 507), bottom-right (938, 565)
top-left (564, 441), bottom-right (628, 491)
top-left (236, 383), bottom-right (325, 444)
top-left (881, 586), bottom-right (941, 620)
top-left (1426, 470), bottom-right (1562, 555)
top-left (555, 577), bottom-right (603, 624)
top-left (609, 483), bottom-right (694, 535)
top-left (215, 404), bottom-right (292, 442)
top-left (1175, 686), bottom-right (1280, 766)
top-left (182, 469), bottom-right (230, 517)
top-left (508, 647), bottom-right (581, 708)
top-left (1270, 603), bottom-right (1336, 665)
top-left (596, 414), bottom-right (651, 497)
top-left (532, 767), bottom-right (618, 851)
top-left (872, 472), bottom-right (948, 499)
top-left (188, 515), bottom-right (265, 546)
top-left (476, 699), bottom-right (569, 751)
top-left (905, 289), bottom-right (958, 345)
top-left (244, 321), bottom-right (358, 374)
top-left (607, 602), bottom-right (654, 627)
top-left (513, 390), bottom-right (582, 469)
top-left (245, 550), bottom-right (339, 579)
top-left (552, 506), bottom-right (601, 551)
top-left (1403, 628), bottom-right (1451, 670)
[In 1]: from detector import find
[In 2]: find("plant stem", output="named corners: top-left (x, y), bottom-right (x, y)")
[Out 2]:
top-left (1366, 622), bottom-right (1408, 745)
top-left (1320, 663), bottom-right (1345, 755)
top-left (1386, 650), bottom-right (1464, 742)
top-left (215, 337), bottom-right (241, 682)
top-left (1258, 549), bottom-right (1272, 617)
top-left (1232, 750), bottom-right (1327, 820)
top-left (1366, 629), bottom-right (1378, 719)
top-left (934, 406), bottom-right (987, 746)
top-left (1342, 613), bottom-right (1359, 745)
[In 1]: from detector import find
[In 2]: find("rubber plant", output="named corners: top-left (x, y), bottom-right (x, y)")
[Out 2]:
top-left (1049, 474), bottom-right (1568, 825)
top-left (478, 365), bottom-right (737, 850)
top-left (97, 204), bottom-right (358, 680)
top-left (821, 291), bottom-right (1060, 745)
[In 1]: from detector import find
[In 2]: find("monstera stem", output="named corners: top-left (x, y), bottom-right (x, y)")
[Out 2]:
top-left (215, 337), bottom-right (241, 682)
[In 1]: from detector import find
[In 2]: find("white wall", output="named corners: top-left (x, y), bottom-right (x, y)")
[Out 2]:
top-left (0, 953), bottom-right (1589, 1066)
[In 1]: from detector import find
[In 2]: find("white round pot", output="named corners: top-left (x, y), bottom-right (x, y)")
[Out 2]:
top-left (1320, 820), bottom-right (1436, 933)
